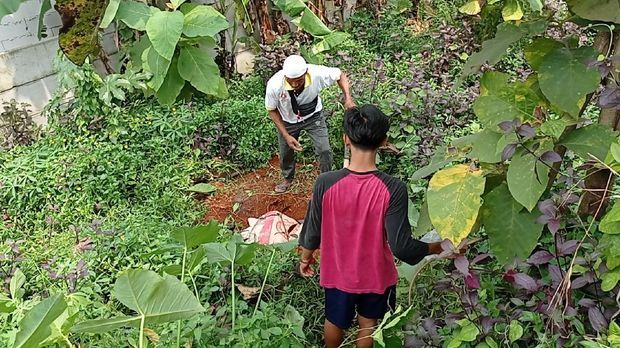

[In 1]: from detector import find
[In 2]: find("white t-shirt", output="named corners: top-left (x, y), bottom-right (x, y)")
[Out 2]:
top-left (265, 64), bottom-right (342, 124)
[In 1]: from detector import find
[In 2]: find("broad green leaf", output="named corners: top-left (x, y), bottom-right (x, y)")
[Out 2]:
top-left (459, 1), bottom-right (482, 15)
top-left (129, 35), bottom-right (151, 71)
top-left (457, 323), bottom-right (479, 341)
top-left (178, 46), bottom-right (220, 95)
top-left (162, 264), bottom-right (183, 275)
top-left (114, 270), bottom-right (204, 323)
top-left (72, 316), bottom-right (139, 333)
top-left (311, 31), bottom-right (350, 54)
top-left (600, 202), bottom-right (620, 234)
top-left (0, 293), bottom-right (15, 313)
top-left (507, 146), bottom-right (550, 212)
top-left (413, 200), bottom-right (433, 237)
top-left (142, 46), bottom-right (171, 91)
top-left (171, 221), bottom-right (220, 249)
top-left (0, 0), bottom-right (26, 20)
top-left (483, 184), bottom-right (544, 265)
top-left (15, 294), bottom-right (67, 348)
top-left (502, 0), bottom-right (523, 21)
top-left (408, 200), bottom-right (419, 228)
top-left (117, 0), bottom-right (153, 30)
top-left (486, 337), bottom-right (499, 348)
top-left (73, 269), bottom-right (204, 333)
top-left (274, 0), bottom-right (307, 16)
top-left (611, 143), bottom-right (620, 163)
top-left (146, 10), bottom-right (184, 61)
top-left (427, 164), bottom-right (486, 245)
top-left (462, 20), bottom-right (547, 76)
top-left (187, 183), bottom-right (217, 194)
top-left (599, 234), bottom-right (620, 269)
top-left (187, 247), bottom-right (207, 271)
top-left (204, 239), bottom-right (258, 266)
top-left (559, 124), bottom-right (618, 161)
top-left (411, 159), bottom-right (452, 180)
top-left (539, 119), bottom-right (566, 139)
top-left (527, 0), bottom-right (543, 12)
top-left (100, 0), bottom-right (121, 28)
top-left (463, 129), bottom-right (503, 163)
top-left (473, 80), bottom-right (541, 130)
top-left (566, 0), bottom-right (620, 24)
top-left (525, 38), bottom-right (563, 71)
top-left (299, 8), bottom-right (331, 37)
top-left (156, 57), bottom-right (185, 105)
top-left (479, 71), bottom-right (509, 96)
top-left (37, 0), bottom-right (52, 40)
top-left (509, 320), bottom-right (524, 342)
top-left (539, 47), bottom-right (600, 116)
top-left (10, 268), bottom-right (25, 300)
top-left (182, 5), bottom-right (229, 38)
top-left (601, 268), bottom-right (620, 291)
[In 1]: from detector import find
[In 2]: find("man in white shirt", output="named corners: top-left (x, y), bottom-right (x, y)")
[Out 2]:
top-left (265, 55), bottom-right (355, 193)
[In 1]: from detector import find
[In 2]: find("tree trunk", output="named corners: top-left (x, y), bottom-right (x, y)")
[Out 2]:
top-left (253, 0), bottom-right (277, 44)
top-left (578, 31), bottom-right (620, 218)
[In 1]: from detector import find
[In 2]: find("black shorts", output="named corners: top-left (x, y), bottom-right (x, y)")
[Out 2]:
top-left (324, 286), bottom-right (397, 329)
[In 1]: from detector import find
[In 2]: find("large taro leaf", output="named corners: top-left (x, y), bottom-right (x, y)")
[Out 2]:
top-left (566, 0), bottom-right (620, 24)
top-left (600, 202), bottom-right (620, 234)
top-left (539, 47), bottom-right (600, 116)
top-left (14, 294), bottom-right (67, 348)
top-left (156, 56), bottom-right (185, 105)
top-left (482, 183), bottom-right (543, 265)
top-left (178, 46), bottom-right (221, 96)
top-left (146, 10), bottom-right (184, 61)
top-left (72, 269), bottom-right (204, 333)
top-left (204, 237), bottom-right (258, 266)
top-left (506, 146), bottom-right (551, 212)
top-left (171, 221), bottom-right (220, 249)
top-left (462, 20), bottom-right (547, 76)
top-left (116, 0), bottom-right (153, 30)
top-left (182, 5), bottom-right (228, 38)
top-left (473, 73), bottom-right (542, 130)
top-left (427, 164), bottom-right (486, 245)
top-left (559, 124), bottom-right (619, 161)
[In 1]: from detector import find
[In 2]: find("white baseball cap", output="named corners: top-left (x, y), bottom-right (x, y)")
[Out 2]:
top-left (282, 55), bottom-right (308, 79)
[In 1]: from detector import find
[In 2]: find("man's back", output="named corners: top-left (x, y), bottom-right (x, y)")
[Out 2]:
top-left (300, 168), bottom-right (428, 294)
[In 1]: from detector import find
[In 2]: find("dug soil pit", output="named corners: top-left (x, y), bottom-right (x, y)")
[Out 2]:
top-left (202, 156), bottom-right (318, 228)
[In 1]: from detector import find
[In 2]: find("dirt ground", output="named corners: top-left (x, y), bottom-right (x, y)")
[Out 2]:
top-left (202, 156), bottom-right (319, 228)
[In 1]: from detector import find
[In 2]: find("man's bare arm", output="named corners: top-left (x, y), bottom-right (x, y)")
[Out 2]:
top-left (268, 109), bottom-right (302, 151)
top-left (337, 72), bottom-right (355, 109)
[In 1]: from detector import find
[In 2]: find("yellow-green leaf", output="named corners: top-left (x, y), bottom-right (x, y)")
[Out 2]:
top-left (459, 1), bottom-right (482, 15)
top-left (427, 164), bottom-right (486, 245)
top-left (502, 0), bottom-right (523, 21)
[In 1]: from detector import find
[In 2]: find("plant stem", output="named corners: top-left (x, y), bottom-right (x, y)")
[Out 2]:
top-left (139, 315), bottom-right (145, 348)
top-left (231, 259), bottom-right (236, 331)
top-left (253, 248), bottom-right (276, 317)
top-left (176, 246), bottom-right (188, 348)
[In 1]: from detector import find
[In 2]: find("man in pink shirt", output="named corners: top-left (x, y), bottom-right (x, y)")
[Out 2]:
top-left (298, 105), bottom-right (443, 348)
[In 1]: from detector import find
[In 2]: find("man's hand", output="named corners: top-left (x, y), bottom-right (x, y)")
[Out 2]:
top-left (343, 98), bottom-right (356, 110)
top-left (286, 135), bottom-right (303, 151)
top-left (299, 259), bottom-right (315, 277)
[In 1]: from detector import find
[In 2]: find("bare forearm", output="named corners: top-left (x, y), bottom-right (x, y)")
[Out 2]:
top-left (268, 110), bottom-right (289, 137)
top-left (337, 72), bottom-right (352, 101)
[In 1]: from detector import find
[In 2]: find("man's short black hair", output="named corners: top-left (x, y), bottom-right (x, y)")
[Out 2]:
top-left (343, 105), bottom-right (390, 151)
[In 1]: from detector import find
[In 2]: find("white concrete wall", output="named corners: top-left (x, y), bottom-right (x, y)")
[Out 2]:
top-left (0, 0), bottom-right (62, 123)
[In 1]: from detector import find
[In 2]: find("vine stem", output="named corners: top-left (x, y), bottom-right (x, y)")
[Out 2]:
top-left (176, 246), bottom-right (187, 348)
top-left (231, 259), bottom-right (236, 332)
top-left (253, 248), bottom-right (276, 318)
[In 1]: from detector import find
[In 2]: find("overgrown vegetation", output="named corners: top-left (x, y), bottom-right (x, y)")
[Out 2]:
top-left (1, 0), bottom-right (620, 347)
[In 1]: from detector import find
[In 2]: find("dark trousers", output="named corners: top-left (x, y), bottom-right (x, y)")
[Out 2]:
top-left (277, 112), bottom-right (332, 180)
